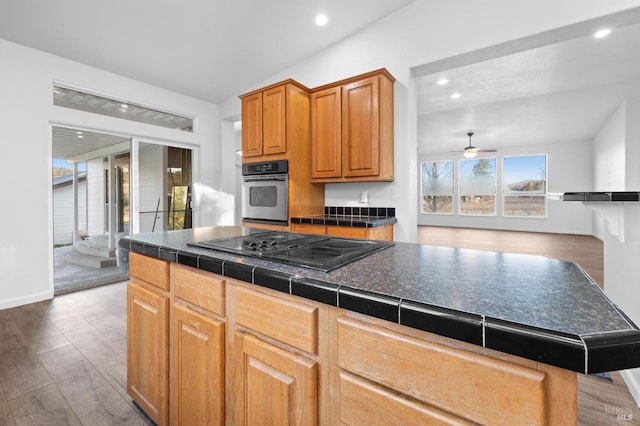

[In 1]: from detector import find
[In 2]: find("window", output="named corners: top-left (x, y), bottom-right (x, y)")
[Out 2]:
top-left (503, 155), bottom-right (547, 217)
top-left (459, 158), bottom-right (496, 215)
top-left (53, 85), bottom-right (194, 132)
top-left (421, 161), bottom-right (454, 214)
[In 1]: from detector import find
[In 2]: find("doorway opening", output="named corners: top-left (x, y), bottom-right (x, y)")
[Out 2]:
top-left (52, 127), bottom-right (193, 294)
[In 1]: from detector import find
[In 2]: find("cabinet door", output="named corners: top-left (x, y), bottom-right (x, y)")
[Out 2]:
top-left (242, 92), bottom-right (263, 158)
top-left (234, 332), bottom-right (317, 425)
top-left (342, 76), bottom-right (380, 177)
top-left (311, 86), bottom-right (342, 179)
top-left (262, 85), bottom-right (287, 155)
top-left (170, 304), bottom-right (225, 426)
top-left (127, 283), bottom-right (169, 426)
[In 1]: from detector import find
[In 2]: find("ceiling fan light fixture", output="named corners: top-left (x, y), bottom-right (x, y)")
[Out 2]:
top-left (463, 150), bottom-right (476, 159)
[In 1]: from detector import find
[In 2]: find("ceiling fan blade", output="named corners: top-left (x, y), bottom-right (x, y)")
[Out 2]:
top-left (475, 149), bottom-right (497, 153)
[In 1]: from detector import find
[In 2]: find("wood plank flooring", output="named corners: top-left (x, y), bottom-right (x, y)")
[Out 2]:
top-left (0, 282), bottom-right (149, 426)
top-left (418, 226), bottom-right (639, 425)
top-left (0, 228), bottom-right (638, 425)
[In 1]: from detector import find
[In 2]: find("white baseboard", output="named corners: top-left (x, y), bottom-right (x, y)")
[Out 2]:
top-left (0, 290), bottom-right (53, 310)
top-left (620, 368), bottom-right (640, 408)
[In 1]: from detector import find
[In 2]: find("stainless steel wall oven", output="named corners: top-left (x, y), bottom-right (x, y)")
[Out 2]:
top-left (242, 160), bottom-right (288, 225)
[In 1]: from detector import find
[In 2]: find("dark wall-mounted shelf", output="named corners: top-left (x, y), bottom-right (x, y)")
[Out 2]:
top-left (562, 191), bottom-right (640, 202)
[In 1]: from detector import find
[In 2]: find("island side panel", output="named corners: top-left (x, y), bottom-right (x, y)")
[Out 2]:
top-left (329, 309), bottom-right (577, 425)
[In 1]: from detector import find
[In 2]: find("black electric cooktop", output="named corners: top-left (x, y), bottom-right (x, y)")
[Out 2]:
top-left (188, 231), bottom-right (394, 272)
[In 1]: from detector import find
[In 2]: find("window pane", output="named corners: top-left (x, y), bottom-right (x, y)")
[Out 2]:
top-left (422, 195), bottom-right (453, 214)
top-left (459, 158), bottom-right (496, 215)
top-left (421, 161), bottom-right (454, 214)
top-left (460, 195), bottom-right (495, 215)
top-left (421, 161), bottom-right (453, 194)
top-left (504, 195), bottom-right (546, 216)
top-left (459, 158), bottom-right (496, 195)
top-left (503, 155), bottom-right (546, 194)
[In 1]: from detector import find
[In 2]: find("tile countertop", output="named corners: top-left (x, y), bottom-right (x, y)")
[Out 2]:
top-left (120, 226), bottom-right (640, 374)
top-left (291, 206), bottom-right (398, 227)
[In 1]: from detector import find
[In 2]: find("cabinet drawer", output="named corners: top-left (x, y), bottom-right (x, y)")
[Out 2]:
top-left (291, 223), bottom-right (326, 235)
top-left (337, 317), bottom-right (546, 425)
top-left (326, 226), bottom-right (366, 238)
top-left (129, 252), bottom-right (170, 291)
top-left (172, 264), bottom-right (226, 316)
top-left (339, 372), bottom-right (474, 426)
top-left (235, 287), bottom-right (318, 354)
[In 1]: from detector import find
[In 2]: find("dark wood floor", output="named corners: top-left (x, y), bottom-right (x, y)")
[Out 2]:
top-left (419, 226), bottom-right (639, 425)
top-left (0, 282), bottom-right (149, 426)
top-left (0, 227), bottom-right (638, 425)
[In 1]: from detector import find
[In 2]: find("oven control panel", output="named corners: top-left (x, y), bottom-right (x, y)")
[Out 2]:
top-left (243, 159), bottom-right (288, 176)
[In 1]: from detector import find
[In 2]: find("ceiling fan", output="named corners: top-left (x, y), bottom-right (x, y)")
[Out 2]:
top-left (450, 132), bottom-right (497, 158)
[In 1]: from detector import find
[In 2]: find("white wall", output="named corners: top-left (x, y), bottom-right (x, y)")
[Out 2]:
top-left (220, 0), bottom-right (640, 243)
top-left (593, 103), bottom-right (627, 192)
top-left (138, 144), bottom-right (167, 233)
top-left (417, 140), bottom-right (594, 234)
top-left (593, 98), bottom-right (640, 404)
top-left (52, 180), bottom-right (87, 245)
top-left (0, 38), bottom-right (220, 309)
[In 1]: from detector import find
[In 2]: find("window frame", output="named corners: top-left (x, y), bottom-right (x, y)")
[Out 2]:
top-left (457, 157), bottom-right (497, 217)
top-left (420, 160), bottom-right (455, 215)
top-left (502, 154), bottom-right (548, 218)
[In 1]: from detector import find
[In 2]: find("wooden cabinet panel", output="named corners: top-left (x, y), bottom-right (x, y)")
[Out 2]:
top-left (342, 76), bottom-right (379, 177)
top-left (262, 85), bottom-right (287, 155)
top-left (241, 92), bottom-right (263, 158)
top-left (339, 371), bottom-right (475, 426)
top-left (291, 223), bottom-right (393, 241)
top-left (234, 332), bottom-right (317, 425)
top-left (235, 286), bottom-right (318, 354)
top-left (170, 304), bottom-right (225, 426)
top-left (327, 224), bottom-right (393, 241)
top-left (311, 86), bottom-right (342, 179)
top-left (291, 223), bottom-right (327, 235)
top-left (172, 264), bottom-right (226, 316)
top-left (337, 317), bottom-right (547, 425)
top-left (311, 69), bottom-right (394, 183)
top-left (326, 226), bottom-right (366, 239)
top-left (129, 251), bottom-right (169, 291)
top-left (127, 283), bottom-right (169, 426)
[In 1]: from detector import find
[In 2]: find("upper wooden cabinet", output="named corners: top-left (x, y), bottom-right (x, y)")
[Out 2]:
top-left (240, 80), bottom-right (310, 160)
top-left (311, 69), bottom-right (395, 182)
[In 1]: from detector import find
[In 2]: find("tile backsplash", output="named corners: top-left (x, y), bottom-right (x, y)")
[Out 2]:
top-left (325, 206), bottom-right (396, 217)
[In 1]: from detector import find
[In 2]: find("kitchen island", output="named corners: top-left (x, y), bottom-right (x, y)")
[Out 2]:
top-left (121, 226), bottom-right (640, 425)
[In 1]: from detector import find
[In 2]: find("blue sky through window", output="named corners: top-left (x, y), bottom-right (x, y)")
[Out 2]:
top-left (53, 158), bottom-right (86, 172)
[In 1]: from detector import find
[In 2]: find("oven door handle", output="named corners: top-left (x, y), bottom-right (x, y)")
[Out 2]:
top-left (243, 174), bottom-right (288, 182)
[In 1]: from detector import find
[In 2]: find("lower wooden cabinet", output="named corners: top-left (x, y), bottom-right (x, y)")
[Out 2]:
top-left (127, 282), bottom-right (169, 426)
top-left (291, 223), bottom-right (393, 241)
top-left (128, 254), bottom-right (578, 425)
top-left (170, 303), bottom-right (225, 426)
top-left (234, 331), bottom-right (318, 425)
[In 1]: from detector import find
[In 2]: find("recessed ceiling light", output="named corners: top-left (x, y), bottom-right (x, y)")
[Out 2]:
top-left (77, 135), bottom-right (84, 139)
top-left (594, 28), bottom-right (611, 38)
top-left (76, 131), bottom-right (83, 135)
top-left (121, 103), bottom-right (129, 109)
top-left (437, 78), bottom-right (450, 86)
top-left (315, 14), bottom-right (328, 26)
top-left (450, 92), bottom-right (461, 99)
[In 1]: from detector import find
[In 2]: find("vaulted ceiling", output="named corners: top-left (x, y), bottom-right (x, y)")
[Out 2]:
top-left (0, 0), bottom-right (414, 104)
